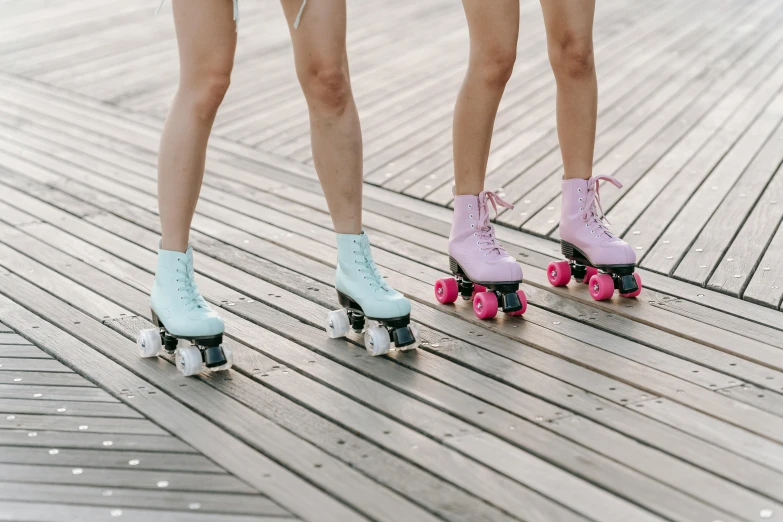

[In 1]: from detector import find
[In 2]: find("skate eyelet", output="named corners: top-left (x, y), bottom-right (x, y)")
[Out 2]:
top-left (468, 204), bottom-right (472, 208)
top-left (469, 214), bottom-right (473, 218)
top-left (579, 198), bottom-right (583, 202)
top-left (578, 188), bottom-right (582, 192)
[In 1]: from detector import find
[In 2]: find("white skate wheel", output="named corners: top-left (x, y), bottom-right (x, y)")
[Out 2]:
top-left (400, 323), bottom-right (420, 351)
top-left (364, 326), bottom-right (390, 356)
top-left (326, 309), bottom-right (350, 339)
top-left (209, 345), bottom-right (233, 372)
top-left (176, 345), bottom-right (203, 377)
top-left (137, 329), bottom-right (161, 358)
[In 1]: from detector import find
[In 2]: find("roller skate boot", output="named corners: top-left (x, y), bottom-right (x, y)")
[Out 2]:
top-left (435, 191), bottom-right (527, 320)
top-left (325, 231), bottom-right (419, 356)
top-left (547, 176), bottom-right (642, 300)
top-left (136, 244), bottom-right (232, 376)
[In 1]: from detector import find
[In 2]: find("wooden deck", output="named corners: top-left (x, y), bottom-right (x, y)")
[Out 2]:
top-left (1, 0), bottom-right (783, 521)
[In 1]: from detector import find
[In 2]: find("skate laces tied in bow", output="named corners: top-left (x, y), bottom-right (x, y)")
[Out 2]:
top-left (354, 235), bottom-right (391, 293)
top-left (475, 191), bottom-right (514, 257)
top-left (176, 256), bottom-right (206, 312)
top-left (580, 175), bottom-right (623, 238)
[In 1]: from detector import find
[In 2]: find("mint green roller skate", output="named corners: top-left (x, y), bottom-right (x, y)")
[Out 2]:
top-left (325, 231), bottom-right (419, 356)
top-left (136, 245), bottom-right (232, 376)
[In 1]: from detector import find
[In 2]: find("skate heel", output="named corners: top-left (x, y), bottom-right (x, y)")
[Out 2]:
top-left (326, 291), bottom-right (418, 354)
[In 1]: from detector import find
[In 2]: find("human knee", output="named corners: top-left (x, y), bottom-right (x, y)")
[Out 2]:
top-left (301, 60), bottom-right (352, 114)
top-left (473, 44), bottom-right (517, 89)
top-left (184, 70), bottom-right (231, 120)
top-left (549, 31), bottom-right (594, 81)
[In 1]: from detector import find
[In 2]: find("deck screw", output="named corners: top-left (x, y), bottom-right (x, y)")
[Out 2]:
top-left (695, 248), bottom-right (703, 252)
top-left (189, 503), bottom-right (201, 510)
top-left (662, 240), bottom-right (670, 244)
top-left (49, 449), bottom-right (59, 455)
top-left (110, 510), bottom-right (122, 517)
top-left (103, 441), bottom-right (113, 447)
top-left (72, 468), bottom-right (83, 475)
top-left (632, 231), bottom-right (640, 235)
top-left (6, 415), bottom-right (15, 420)
top-left (128, 460), bottom-right (140, 466)
top-left (760, 510), bottom-right (773, 519)
top-left (635, 246), bottom-right (643, 250)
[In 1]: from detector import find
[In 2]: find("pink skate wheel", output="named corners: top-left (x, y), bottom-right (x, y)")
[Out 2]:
top-left (619, 273), bottom-right (643, 298)
top-left (547, 260), bottom-right (571, 287)
top-left (471, 284), bottom-right (487, 301)
top-left (434, 277), bottom-right (459, 304)
top-left (473, 292), bottom-right (498, 320)
top-left (506, 290), bottom-right (527, 316)
top-left (582, 266), bottom-right (599, 284)
top-left (589, 273), bottom-right (615, 301)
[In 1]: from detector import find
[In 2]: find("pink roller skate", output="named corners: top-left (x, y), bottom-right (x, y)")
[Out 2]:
top-left (547, 176), bottom-right (642, 301)
top-left (434, 191), bottom-right (527, 319)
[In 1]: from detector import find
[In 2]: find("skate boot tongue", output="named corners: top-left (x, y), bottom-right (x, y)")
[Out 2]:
top-left (178, 250), bottom-right (207, 312)
top-left (477, 191), bottom-right (514, 258)
top-left (358, 233), bottom-right (391, 293)
top-left (581, 175), bottom-right (623, 239)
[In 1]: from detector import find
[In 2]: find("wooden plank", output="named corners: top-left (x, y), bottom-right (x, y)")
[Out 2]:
top-left (0, 345), bottom-right (52, 358)
top-left (2, 413), bottom-right (169, 436)
top-left (0, 501), bottom-right (293, 522)
top-left (0, 398), bottom-right (142, 418)
top-left (0, 381), bottom-right (119, 404)
top-left (0, 333), bottom-right (31, 345)
top-left (744, 217), bottom-right (783, 308)
top-left (0, 482), bottom-right (288, 517)
top-left (0, 371), bottom-right (99, 388)
top-left (0, 463), bottom-right (253, 493)
top-left (0, 429), bottom-right (195, 454)
top-left (0, 358), bottom-right (72, 373)
top-left (0, 447), bottom-right (223, 473)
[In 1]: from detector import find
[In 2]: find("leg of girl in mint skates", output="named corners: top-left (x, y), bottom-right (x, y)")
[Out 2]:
top-left (539, 0), bottom-right (641, 300)
top-left (434, 0), bottom-right (527, 320)
top-left (137, 0), bottom-right (237, 376)
top-left (281, 0), bottom-right (417, 354)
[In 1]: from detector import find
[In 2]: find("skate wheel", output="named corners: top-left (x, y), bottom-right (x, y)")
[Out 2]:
top-left (471, 284), bottom-right (487, 301)
top-left (582, 266), bottom-right (599, 284)
top-left (400, 323), bottom-right (420, 351)
top-left (506, 290), bottom-right (527, 316)
top-left (326, 309), bottom-right (351, 339)
top-left (589, 273), bottom-right (615, 301)
top-left (473, 292), bottom-right (498, 320)
top-left (547, 260), bottom-right (571, 287)
top-left (176, 345), bottom-right (203, 377)
top-left (620, 273), bottom-right (643, 298)
top-left (137, 328), bottom-right (161, 358)
top-left (434, 278), bottom-right (459, 304)
top-left (209, 345), bottom-right (233, 372)
top-left (364, 326), bottom-right (391, 356)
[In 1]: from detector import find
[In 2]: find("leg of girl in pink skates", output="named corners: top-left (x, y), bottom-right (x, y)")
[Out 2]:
top-left (435, 0), bottom-right (526, 319)
top-left (541, 1), bottom-right (641, 299)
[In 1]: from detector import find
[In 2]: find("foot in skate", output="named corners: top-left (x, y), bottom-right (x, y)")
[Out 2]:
top-left (136, 244), bottom-right (232, 376)
top-left (325, 231), bottom-right (419, 356)
top-left (547, 176), bottom-right (642, 301)
top-left (435, 191), bottom-right (527, 319)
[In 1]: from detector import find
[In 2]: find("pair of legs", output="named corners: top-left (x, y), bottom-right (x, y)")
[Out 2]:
top-left (453, 0), bottom-right (597, 195)
top-left (158, 0), bottom-right (362, 252)
top-left (445, 0), bottom-right (638, 310)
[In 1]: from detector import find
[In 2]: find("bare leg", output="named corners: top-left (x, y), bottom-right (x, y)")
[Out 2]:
top-left (453, 0), bottom-right (520, 196)
top-left (281, 0), bottom-right (362, 234)
top-left (158, 0), bottom-right (237, 252)
top-left (540, 0), bottom-right (597, 180)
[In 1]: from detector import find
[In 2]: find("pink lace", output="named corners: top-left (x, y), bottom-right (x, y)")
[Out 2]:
top-left (476, 191), bottom-right (513, 257)
top-left (581, 175), bottom-right (622, 238)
